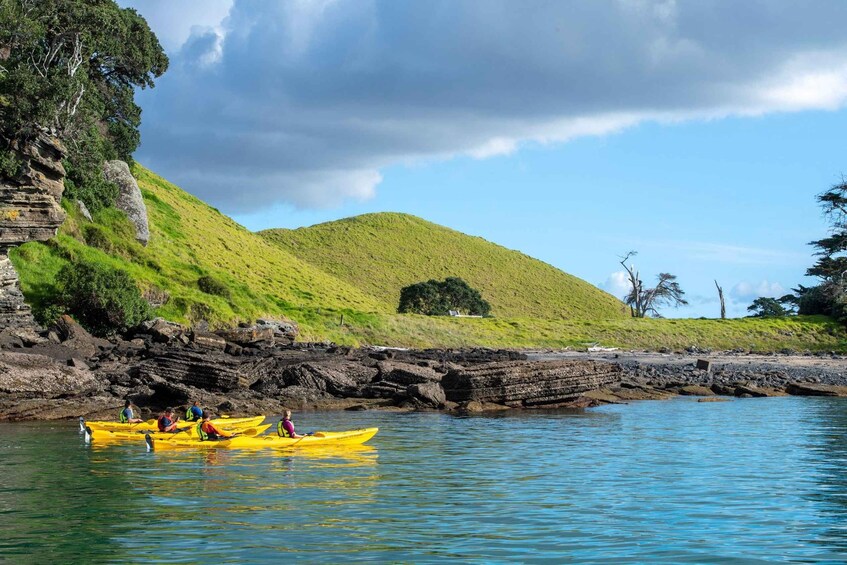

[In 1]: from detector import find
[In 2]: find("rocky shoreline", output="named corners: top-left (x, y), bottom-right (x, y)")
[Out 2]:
top-left (0, 315), bottom-right (845, 422)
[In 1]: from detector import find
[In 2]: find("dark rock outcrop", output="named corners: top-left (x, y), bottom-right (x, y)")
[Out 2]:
top-left (102, 160), bottom-right (149, 245)
top-left (407, 382), bottom-right (446, 408)
top-left (377, 360), bottom-right (442, 386)
top-left (442, 360), bottom-right (622, 407)
top-left (136, 349), bottom-right (271, 392)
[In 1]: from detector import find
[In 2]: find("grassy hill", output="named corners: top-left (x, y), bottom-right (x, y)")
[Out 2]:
top-left (10, 165), bottom-right (383, 337)
top-left (9, 165), bottom-right (847, 351)
top-left (261, 213), bottom-right (627, 320)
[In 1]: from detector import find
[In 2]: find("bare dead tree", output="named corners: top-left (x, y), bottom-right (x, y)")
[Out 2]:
top-left (619, 251), bottom-right (689, 317)
top-left (714, 280), bottom-right (726, 319)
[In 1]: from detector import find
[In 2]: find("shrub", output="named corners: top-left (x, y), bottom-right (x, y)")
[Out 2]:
top-left (197, 275), bottom-right (231, 298)
top-left (398, 277), bottom-right (491, 316)
top-left (82, 224), bottom-right (114, 253)
top-left (56, 261), bottom-right (152, 336)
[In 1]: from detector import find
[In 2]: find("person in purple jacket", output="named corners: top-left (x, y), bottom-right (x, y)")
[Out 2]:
top-left (277, 409), bottom-right (308, 439)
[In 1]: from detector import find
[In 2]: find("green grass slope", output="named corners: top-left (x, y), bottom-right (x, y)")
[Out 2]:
top-left (261, 213), bottom-right (627, 320)
top-left (11, 165), bottom-right (383, 334)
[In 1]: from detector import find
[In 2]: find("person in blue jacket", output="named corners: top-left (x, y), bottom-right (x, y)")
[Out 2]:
top-left (185, 401), bottom-right (203, 422)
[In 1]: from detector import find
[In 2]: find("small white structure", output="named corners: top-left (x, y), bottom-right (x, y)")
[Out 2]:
top-left (448, 310), bottom-right (483, 318)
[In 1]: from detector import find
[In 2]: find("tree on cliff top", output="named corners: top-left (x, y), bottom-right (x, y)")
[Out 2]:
top-left (799, 180), bottom-right (847, 322)
top-left (0, 0), bottom-right (167, 210)
top-left (619, 251), bottom-right (688, 318)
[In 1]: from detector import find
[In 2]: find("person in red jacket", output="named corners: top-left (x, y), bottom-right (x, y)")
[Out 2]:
top-left (197, 412), bottom-right (233, 441)
top-left (157, 408), bottom-right (180, 432)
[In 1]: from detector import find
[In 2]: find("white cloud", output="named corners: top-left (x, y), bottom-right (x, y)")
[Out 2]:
top-left (128, 1), bottom-right (847, 212)
top-left (600, 271), bottom-right (632, 299)
top-left (730, 280), bottom-right (787, 301)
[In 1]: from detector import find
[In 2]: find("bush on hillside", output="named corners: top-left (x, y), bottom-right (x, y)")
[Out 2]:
top-left (197, 275), bottom-right (231, 299)
top-left (398, 277), bottom-right (491, 316)
top-left (56, 261), bottom-right (152, 336)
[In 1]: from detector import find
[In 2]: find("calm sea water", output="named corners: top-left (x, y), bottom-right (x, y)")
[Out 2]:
top-left (2, 397), bottom-right (847, 563)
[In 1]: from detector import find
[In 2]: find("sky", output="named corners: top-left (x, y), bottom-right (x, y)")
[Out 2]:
top-left (120, 0), bottom-right (847, 318)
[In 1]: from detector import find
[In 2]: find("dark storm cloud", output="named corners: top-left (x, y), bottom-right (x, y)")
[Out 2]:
top-left (131, 0), bottom-right (847, 212)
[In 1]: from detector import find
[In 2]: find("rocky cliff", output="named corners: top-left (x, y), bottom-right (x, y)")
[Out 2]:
top-left (0, 135), bottom-right (67, 329)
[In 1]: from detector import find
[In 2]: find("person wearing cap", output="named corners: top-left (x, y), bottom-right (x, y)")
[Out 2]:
top-left (277, 409), bottom-right (308, 439)
top-left (119, 399), bottom-right (143, 424)
top-left (157, 408), bottom-right (180, 432)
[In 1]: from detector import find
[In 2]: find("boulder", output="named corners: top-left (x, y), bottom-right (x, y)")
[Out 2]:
top-left (191, 331), bottom-right (226, 351)
top-left (282, 363), bottom-right (359, 396)
top-left (76, 199), bottom-right (92, 221)
top-left (406, 382), bottom-right (446, 408)
top-left (139, 318), bottom-right (186, 343)
top-left (786, 382), bottom-right (847, 397)
top-left (216, 326), bottom-right (275, 347)
top-left (256, 318), bottom-right (299, 344)
top-left (102, 160), bottom-right (149, 245)
top-left (677, 385), bottom-right (714, 396)
top-left (377, 360), bottom-right (442, 386)
top-left (50, 315), bottom-right (109, 358)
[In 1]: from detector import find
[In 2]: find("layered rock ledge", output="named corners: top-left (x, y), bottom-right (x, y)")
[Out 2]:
top-left (0, 316), bottom-right (846, 421)
top-left (0, 134), bottom-right (67, 329)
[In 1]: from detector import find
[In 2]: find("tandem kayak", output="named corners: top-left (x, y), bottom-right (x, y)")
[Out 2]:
top-left (146, 428), bottom-right (379, 450)
top-left (86, 424), bottom-right (272, 443)
top-left (81, 415), bottom-right (266, 433)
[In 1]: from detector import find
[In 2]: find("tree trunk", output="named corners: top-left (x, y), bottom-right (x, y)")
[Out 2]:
top-left (715, 280), bottom-right (726, 319)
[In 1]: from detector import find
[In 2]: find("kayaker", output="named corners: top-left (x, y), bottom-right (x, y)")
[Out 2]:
top-left (119, 400), bottom-right (143, 424)
top-left (277, 409), bottom-right (307, 439)
top-left (197, 411), bottom-right (232, 441)
top-left (157, 408), bottom-right (180, 432)
top-left (185, 401), bottom-right (203, 422)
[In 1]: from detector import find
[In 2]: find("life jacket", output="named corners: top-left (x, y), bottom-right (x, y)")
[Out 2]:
top-left (196, 421), bottom-right (208, 441)
top-left (119, 408), bottom-right (129, 423)
top-left (277, 419), bottom-right (292, 438)
top-left (157, 415), bottom-right (170, 432)
top-left (185, 407), bottom-right (196, 422)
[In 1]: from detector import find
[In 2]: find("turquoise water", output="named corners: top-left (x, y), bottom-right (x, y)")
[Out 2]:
top-left (2, 397), bottom-right (847, 563)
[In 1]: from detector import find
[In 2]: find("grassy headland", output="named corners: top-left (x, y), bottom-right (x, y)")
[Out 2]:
top-left (9, 165), bottom-right (847, 351)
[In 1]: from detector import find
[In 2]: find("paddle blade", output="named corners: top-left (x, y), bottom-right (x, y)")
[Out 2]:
top-left (145, 433), bottom-right (154, 452)
top-left (84, 426), bottom-right (93, 444)
top-left (78, 417), bottom-right (85, 434)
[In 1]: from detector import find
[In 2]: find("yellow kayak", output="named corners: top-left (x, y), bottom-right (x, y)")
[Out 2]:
top-left (81, 415), bottom-right (266, 433)
top-left (87, 423), bottom-right (272, 442)
top-left (146, 428), bottom-right (379, 450)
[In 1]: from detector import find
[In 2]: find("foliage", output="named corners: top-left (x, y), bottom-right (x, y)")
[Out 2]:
top-left (261, 213), bottom-right (627, 320)
top-left (197, 274), bottom-right (231, 299)
top-left (747, 296), bottom-right (795, 318)
top-left (55, 260), bottom-right (151, 336)
top-left (0, 0), bottom-right (167, 210)
top-left (398, 277), bottom-right (491, 316)
top-left (799, 181), bottom-right (847, 324)
top-left (618, 251), bottom-right (688, 318)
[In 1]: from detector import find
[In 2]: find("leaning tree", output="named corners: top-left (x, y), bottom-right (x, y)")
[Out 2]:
top-left (618, 251), bottom-right (688, 318)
